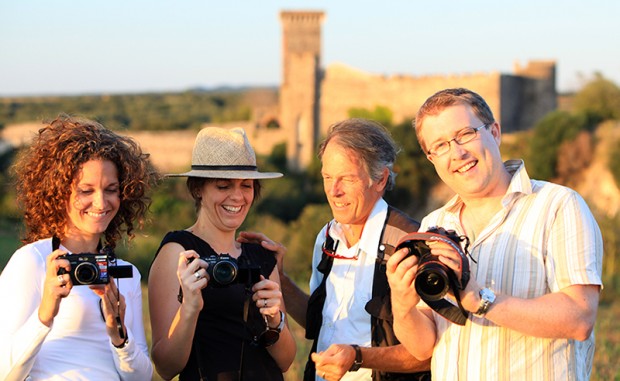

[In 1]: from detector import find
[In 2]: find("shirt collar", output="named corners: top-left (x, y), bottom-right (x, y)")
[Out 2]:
top-left (329, 198), bottom-right (388, 259)
top-left (443, 159), bottom-right (531, 213)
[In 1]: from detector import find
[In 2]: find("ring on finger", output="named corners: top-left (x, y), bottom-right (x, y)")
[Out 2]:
top-left (263, 299), bottom-right (268, 308)
top-left (57, 275), bottom-right (65, 285)
top-left (194, 271), bottom-right (202, 280)
top-left (322, 371), bottom-right (326, 378)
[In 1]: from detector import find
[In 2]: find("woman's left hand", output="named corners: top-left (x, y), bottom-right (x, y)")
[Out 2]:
top-left (252, 275), bottom-right (283, 318)
top-left (91, 278), bottom-right (127, 347)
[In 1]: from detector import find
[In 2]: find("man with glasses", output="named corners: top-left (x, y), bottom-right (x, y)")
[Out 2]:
top-left (386, 88), bottom-right (603, 380)
top-left (240, 118), bottom-right (430, 381)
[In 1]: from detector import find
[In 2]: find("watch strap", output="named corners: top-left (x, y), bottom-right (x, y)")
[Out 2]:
top-left (113, 337), bottom-right (129, 349)
top-left (348, 344), bottom-right (363, 372)
top-left (272, 310), bottom-right (285, 333)
top-left (474, 288), bottom-right (495, 317)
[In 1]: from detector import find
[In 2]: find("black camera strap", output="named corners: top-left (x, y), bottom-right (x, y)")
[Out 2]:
top-left (395, 231), bottom-right (471, 325)
top-left (52, 235), bottom-right (103, 252)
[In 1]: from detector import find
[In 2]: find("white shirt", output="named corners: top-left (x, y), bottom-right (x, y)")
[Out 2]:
top-left (0, 238), bottom-right (153, 381)
top-left (310, 198), bottom-right (389, 381)
top-left (421, 160), bottom-right (603, 381)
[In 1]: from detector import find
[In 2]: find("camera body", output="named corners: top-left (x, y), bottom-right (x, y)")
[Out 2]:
top-left (396, 227), bottom-right (469, 301)
top-left (57, 253), bottom-right (133, 285)
top-left (202, 254), bottom-right (261, 288)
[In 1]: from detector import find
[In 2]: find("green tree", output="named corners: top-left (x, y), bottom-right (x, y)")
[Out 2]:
top-left (610, 137), bottom-right (620, 188)
top-left (573, 73), bottom-right (620, 121)
top-left (386, 120), bottom-right (439, 218)
top-left (348, 105), bottom-right (393, 127)
top-left (278, 203), bottom-right (333, 285)
top-left (0, 146), bottom-right (18, 220)
top-left (527, 111), bottom-right (590, 180)
top-left (0, 91), bottom-right (256, 131)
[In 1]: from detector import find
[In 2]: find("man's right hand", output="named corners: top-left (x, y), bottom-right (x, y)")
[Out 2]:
top-left (237, 231), bottom-right (287, 274)
top-left (385, 246), bottom-right (421, 319)
top-left (311, 344), bottom-right (357, 381)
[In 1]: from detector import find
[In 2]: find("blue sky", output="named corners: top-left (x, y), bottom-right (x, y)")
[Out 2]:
top-left (1, 0), bottom-right (618, 96)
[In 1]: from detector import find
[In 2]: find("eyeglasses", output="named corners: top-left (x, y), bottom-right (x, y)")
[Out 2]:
top-left (426, 124), bottom-right (487, 157)
top-left (321, 222), bottom-right (358, 260)
top-left (254, 315), bottom-right (280, 347)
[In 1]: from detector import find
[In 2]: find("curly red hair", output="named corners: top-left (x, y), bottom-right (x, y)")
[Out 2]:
top-left (13, 114), bottom-right (159, 248)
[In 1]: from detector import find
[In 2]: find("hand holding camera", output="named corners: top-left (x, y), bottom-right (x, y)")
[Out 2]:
top-left (90, 276), bottom-right (128, 347)
top-left (395, 227), bottom-right (470, 301)
top-left (186, 253), bottom-right (261, 288)
top-left (393, 227), bottom-right (472, 325)
top-left (56, 249), bottom-right (133, 286)
top-left (251, 276), bottom-right (284, 347)
top-left (202, 253), bottom-right (261, 288)
top-left (178, 251), bottom-right (262, 309)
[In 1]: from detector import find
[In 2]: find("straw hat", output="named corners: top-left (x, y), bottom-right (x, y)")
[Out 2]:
top-left (168, 127), bottom-right (282, 179)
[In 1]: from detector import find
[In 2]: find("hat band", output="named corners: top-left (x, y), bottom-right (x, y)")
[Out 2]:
top-left (191, 165), bottom-right (258, 171)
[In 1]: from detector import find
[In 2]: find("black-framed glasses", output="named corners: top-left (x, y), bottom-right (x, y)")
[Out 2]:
top-left (426, 124), bottom-right (487, 157)
top-left (321, 222), bottom-right (358, 260)
top-left (254, 315), bottom-right (280, 347)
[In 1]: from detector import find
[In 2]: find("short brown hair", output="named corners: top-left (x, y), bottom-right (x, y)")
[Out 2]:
top-left (414, 88), bottom-right (495, 152)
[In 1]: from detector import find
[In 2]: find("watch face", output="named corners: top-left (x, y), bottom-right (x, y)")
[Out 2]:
top-left (481, 288), bottom-right (496, 302)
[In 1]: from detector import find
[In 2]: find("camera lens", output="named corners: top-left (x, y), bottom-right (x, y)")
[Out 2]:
top-left (74, 262), bottom-right (99, 285)
top-left (415, 262), bottom-right (450, 301)
top-left (212, 261), bottom-right (238, 285)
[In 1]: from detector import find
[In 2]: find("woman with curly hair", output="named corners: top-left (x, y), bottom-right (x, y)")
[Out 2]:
top-left (0, 114), bottom-right (158, 380)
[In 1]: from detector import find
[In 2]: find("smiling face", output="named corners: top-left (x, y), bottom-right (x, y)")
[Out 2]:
top-left (421, 104), bottom-right (509, 201)
top-left (198, 178), bottom-right (254, 232)
top-left (321, 140), bottom-right (387, 235)
top-left (65, 159), bottom-right (120, 245)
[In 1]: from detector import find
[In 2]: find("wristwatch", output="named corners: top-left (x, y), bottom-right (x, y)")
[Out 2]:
top-left (348, 344), bottom-right (363, 372)
top-left (474, 288), bottom-right (496, 317)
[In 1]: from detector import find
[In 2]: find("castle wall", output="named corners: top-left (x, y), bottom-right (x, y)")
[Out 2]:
top-left (274, 10), bottom-right (557, 168)
top-left (500, 60), bottom-right (557, 131)
top-left (319, 63), bottom-right (504, 136)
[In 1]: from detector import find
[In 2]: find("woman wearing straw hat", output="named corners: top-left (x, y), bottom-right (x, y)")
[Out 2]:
top-left (148, 127), bottom-right (296, 381)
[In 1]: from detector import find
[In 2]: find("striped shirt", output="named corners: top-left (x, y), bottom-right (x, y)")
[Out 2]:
top-left (420, 160), bottom-right (603, 381)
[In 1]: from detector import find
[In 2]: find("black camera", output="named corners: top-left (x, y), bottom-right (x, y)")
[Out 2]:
top-left (202, 254), bottom-right (261, 288)
top-left (57, 252), bottom-right (133, 285)
top-left (395, 227), bottom-right (470, 301)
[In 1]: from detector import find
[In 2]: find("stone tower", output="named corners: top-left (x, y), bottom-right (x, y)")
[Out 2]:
top-left (279, 11), bottom-right (325, 171)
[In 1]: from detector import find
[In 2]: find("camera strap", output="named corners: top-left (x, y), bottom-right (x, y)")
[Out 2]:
top-left (395, 232), bottom-right (471, 325)
top-left (52, 235), bottom-right (104, 252)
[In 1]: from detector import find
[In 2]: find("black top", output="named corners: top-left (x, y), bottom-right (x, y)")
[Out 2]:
top-left (154, 230), bottom-right (283, 381)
